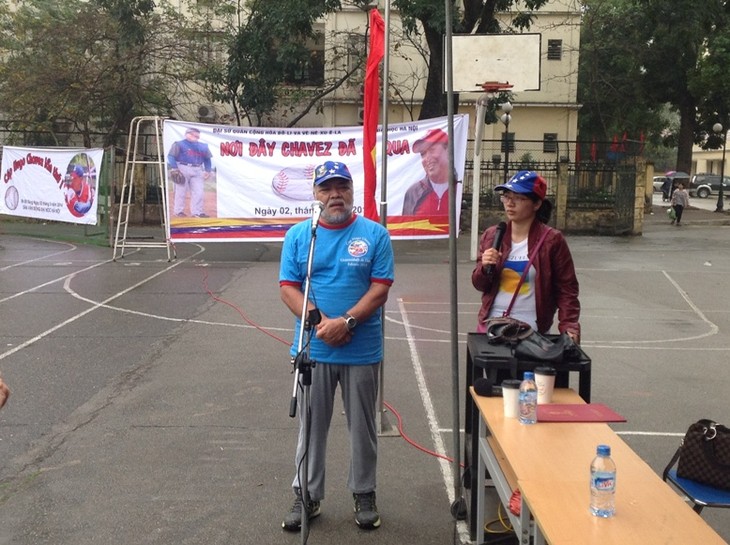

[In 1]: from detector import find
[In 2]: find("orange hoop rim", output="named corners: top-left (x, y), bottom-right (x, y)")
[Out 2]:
top-left (479, 81), bottom-right (514, 93)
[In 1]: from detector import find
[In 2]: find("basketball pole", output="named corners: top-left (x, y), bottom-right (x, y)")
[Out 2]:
top-left (444, 0), bottom-right (467, 522)
top-left (376, 0), bottom-right (398, 437)
top-left (470, 82), bottom-right (512, 261)
top-left (471, 95), bottom-right (488, 261)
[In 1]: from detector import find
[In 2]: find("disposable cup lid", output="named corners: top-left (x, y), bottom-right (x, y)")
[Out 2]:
top-left (501, 379), bottom-right (522, 389)
top-left (534, 366), bottom-right (557, 376)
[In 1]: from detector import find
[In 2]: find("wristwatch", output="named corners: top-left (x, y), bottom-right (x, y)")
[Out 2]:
top-left (343, 313), bottom-right (358, 331)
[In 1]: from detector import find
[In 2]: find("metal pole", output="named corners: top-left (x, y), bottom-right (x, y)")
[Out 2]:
top-left (503, 117), bottom-right (510, 184)
top-left (376, 0), bottom-right (397, 436)
top-left (444, 0), bottom-right (466, 522)
top-left (500, 102), bottom-right (513, 184)
top-left (470, 96), bottom-right (488, 261)
top-left (717, 128), bottom-right (726, 213)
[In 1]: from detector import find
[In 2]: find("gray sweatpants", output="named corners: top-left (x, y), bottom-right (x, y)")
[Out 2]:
top-left (291, 362), bottom-right (380, 501)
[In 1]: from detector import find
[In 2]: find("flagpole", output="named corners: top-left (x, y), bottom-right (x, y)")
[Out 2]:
top-left (376, 0), bottom-right (396, 436)
top-left (444, 0), bottom-right (466, 521)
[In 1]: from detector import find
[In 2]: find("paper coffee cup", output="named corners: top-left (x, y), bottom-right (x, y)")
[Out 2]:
top-left (501, 379), bottom-right (522, 418)
top-left (534, 366), bottom-right (557, 404)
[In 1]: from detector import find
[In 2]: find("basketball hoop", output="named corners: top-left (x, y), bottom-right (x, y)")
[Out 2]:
top-left (479, 81), bottom-right (513, 93)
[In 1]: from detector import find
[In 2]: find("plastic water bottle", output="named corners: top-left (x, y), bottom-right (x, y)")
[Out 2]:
top-left (590, 444), bottom-right (616, 517)
top-left (518, 371), bottom-right (537, 424)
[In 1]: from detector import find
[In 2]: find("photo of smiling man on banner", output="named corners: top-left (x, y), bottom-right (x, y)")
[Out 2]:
top-left (401, 128), bottom-right (462, 218)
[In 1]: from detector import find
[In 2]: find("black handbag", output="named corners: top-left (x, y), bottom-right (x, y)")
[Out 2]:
top-left (485, 316), bottom-right (533, 345)
top-left (676, 419), bottom-right (730, 490)
top-left (514, 331), bottom-right (581, 364)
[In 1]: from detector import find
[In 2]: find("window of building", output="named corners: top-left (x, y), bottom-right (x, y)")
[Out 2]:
top-left (547, 39), bottom-right (562, 61)
top-left (543, 133), bottom-right (558, 152)
top-left (283, 25), bottom-right (325, 86)
top-left (347, 33), bottom-right (366, 76)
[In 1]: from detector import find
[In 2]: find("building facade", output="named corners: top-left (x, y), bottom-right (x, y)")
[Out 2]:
top-left (267, 0), bottom-right (582, 146)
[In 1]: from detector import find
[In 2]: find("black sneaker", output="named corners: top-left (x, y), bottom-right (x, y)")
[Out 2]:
top-left (353, 492), bottom-right (381, 529)
top-left (282, 491), bottom-right (321, 532)
top-left (194, 213), bottom-right (209, 218)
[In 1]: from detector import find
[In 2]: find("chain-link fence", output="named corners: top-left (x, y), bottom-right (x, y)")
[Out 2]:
top-left (464, 138), bottom-right (641, 209)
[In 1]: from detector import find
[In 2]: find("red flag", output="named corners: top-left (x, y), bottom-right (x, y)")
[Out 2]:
top-left (363, 9), bottom-right (385, 222)
top-left (610, 134), bottom-right (619, 153)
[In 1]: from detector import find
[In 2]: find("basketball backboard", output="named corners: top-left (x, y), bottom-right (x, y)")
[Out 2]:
top-left (450, 34), bottom-right (541, 93)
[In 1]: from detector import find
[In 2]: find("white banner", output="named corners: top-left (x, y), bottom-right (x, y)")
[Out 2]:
top-left (1, 147), bottom-right (103, 225)
top-left (164, 115), bottom-right (469, 241)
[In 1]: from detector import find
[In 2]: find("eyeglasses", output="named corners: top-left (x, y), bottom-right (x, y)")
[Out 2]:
top-left (500, 193), bottom-right (531, 204)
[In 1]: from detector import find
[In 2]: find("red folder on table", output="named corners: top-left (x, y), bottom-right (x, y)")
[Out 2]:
top-left (537, 403), bottom-right (626, 423)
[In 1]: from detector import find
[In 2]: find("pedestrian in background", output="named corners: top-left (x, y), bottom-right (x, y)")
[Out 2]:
top-left (661, 177), bottom-right (672, 202)
top-left (671, 181), bottom-right (690, 226)
top-left (279, 161), bottom-right (395, 532)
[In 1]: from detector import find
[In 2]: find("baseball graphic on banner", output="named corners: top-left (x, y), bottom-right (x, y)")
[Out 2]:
top-left (271, 165), bottom-right (317, 201)
top-left (4, 185), bottom-right (19, 210)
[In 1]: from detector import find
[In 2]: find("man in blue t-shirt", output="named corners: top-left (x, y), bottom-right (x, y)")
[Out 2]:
top-left (279, 161), bottom-right (394, 532)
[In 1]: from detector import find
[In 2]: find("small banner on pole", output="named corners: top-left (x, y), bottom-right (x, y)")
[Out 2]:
top-left (0, 146), bottom-right (103, 225)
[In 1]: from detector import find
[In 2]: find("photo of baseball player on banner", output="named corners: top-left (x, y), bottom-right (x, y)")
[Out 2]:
top-left (163, 115), bottom-right (468, 242)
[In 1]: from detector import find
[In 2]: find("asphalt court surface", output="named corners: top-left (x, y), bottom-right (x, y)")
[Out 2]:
top-left (1, 215), bottom-right (730, 544)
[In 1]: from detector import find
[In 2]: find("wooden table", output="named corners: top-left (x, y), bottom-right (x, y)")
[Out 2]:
top-left (464, 332), bottom-right (592, 539)
top-left (471, 388), bottom-right (728, 545)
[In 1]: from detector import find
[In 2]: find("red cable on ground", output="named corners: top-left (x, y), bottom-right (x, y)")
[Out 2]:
top-left (201, 269), bottom-right (291, 345)
top-left (384, 400), bottom-right (464, 468)
top-left (200, 269), bottom-right (460, 467)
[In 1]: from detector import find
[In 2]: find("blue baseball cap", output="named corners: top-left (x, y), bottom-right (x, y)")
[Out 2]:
top-left (72, 165), bottom-right (85, 177)
top-left (495, 170), bottom-right (547, 200)
top-left (313, 161), bottom-right (353, 186)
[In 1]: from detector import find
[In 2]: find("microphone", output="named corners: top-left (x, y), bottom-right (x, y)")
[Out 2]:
top-left (311, 201), bottom-right (324, 232)
top-left (485, 221), bottom-right (507, 276)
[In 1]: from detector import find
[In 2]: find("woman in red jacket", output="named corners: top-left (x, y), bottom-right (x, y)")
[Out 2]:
top-left (472, 170), bottom-right (581, 343)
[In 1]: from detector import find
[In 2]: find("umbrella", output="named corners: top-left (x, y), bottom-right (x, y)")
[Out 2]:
top-left (666, 170), bottom-right (690, 178)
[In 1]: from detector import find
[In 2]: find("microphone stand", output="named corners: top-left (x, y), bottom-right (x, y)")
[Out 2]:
top-left (288, 209), bottom-right (322, 544)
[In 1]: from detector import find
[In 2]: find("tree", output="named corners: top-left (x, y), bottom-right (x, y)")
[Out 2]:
top-left (692, 12), bottom-right (730, 152)
top-left (577, 0), bottom-right (663, 143)
top-left (0, 0), bottom-right (219, 147)
top-left (638, 0), bottom-right (727, 173)
top-left (391, 0), bottom-right (548, 120)
top-left (202, 0), bottom-right (348, 127)
top-left (577, 0), bottom-right (730, 172)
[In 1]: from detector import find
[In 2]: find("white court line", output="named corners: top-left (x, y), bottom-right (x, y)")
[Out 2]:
top-left (388, 269), bottom-right (725, 348)
top-left (0, 256), bottom-right (114, 304)
top-left (397, 297), bottom-right (471, 544)
top-left (596, 271), bottom-right (719, 345)
top-left (0, 247), bottom-right (206, 363)
top-left (61, 255), bottom-right (291, 333)
top-left (0, 239), bottom-right (77, 272)
top-left (63, 285), bottom-right (291, 333)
